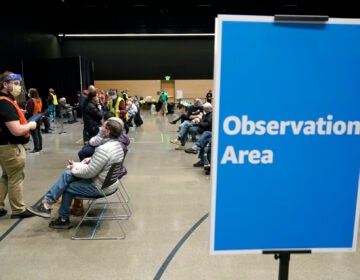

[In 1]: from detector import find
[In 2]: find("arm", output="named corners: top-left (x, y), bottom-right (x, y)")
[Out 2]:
top-left (25, 99), bottom-right (34, 119)
top-left (6, 120), bottom-right (36, 136)
top-left (89, 126), bottom-right (105, 146)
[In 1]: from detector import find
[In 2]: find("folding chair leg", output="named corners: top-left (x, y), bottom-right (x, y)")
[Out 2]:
top-left (71, 197), bottom-right (126, 240)
top-left (119, 180), bottom-right (130, 203)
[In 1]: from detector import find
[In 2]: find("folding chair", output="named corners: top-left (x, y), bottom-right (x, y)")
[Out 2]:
top-left (72, 162), bottom-right (131, 240)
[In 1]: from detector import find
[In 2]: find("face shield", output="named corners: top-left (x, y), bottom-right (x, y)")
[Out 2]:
top-left (5, 74), bottom-right (26, 99)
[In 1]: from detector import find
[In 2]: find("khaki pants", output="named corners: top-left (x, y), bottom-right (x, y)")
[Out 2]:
top-left (160, 101), bottom-right (168, 115)
top-left (0, 144), bottom-right (26, 214)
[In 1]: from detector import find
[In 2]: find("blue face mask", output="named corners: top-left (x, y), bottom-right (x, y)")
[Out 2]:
top-left (111, 95), bottom-right (117, 100)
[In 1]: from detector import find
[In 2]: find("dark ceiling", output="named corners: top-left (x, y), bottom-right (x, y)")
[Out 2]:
top-left (9, 0), bottom-right (360, 35)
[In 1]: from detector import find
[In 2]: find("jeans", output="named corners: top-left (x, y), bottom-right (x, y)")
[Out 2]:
top-left (48, 104), bottom-right (56, 120)
top-left (78, 145), bottom-right (95, 161)
top-left (195, 131), bottom-right (211, 148)
top-left (178, 120), bottom-right (198, 145)
top-left (198, 145), bottom-right (211, 165)
top-left (44, 170), bottom-right (103, 220)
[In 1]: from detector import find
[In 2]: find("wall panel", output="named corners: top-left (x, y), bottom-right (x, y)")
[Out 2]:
top-left (95, 79), bottom-right (214, 102)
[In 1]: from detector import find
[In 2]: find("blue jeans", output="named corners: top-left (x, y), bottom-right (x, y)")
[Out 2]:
top-left (48, 104), bottom-right (56, 120)
top-left (198, 146), bottom-right (211, 165)
top-left (78, 145), bottom-right (95, 161)
top-left (195, 131), bottom-right (211, 148)
top-left (178, 120), bottom-right (198, 145)
top-left (44, 170), bottom-right (103, 220)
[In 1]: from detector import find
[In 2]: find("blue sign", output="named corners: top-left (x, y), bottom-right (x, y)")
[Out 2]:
top-left (210, 15), bottom-right (360, 254)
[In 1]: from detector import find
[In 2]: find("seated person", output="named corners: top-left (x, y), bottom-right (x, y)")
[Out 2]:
top-left (125, 100), bottom-right (137, 127)
top-left (78, 111), bottom-right (130, 178)
top-left (169, 103), bottom-right (189, 124)
top-left (28, 119), bottom-right (124, 229)
top-left (170, 102), bottom-right (212, 150)
top-left (184, 130), bottom-right (212, 155)
top-left (59, 97), bottom-right (77, 123)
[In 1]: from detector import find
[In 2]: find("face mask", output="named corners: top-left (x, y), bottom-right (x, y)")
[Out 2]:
top-left (110, 95), bottom-right (117, 100)
top-left (11, 85), bottom-right (22, 97)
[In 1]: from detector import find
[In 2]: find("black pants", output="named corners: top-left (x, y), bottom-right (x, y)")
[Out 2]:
top-left (31, 122), bottom-right (42, 151)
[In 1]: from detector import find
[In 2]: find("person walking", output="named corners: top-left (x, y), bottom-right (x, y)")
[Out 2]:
top-left (0, 71), bottom-right (37, 218)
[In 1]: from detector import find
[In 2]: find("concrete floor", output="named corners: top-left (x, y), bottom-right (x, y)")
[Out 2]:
top-left (1, 109), bottom-right (360, 280)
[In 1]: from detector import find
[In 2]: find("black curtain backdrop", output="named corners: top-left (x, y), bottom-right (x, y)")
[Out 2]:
top-left (80, 57), bottom-right (94, 92)
top-left (61, 37), bottom-right (214, 80)
top-left (22, 57), bottom-right (94, 107)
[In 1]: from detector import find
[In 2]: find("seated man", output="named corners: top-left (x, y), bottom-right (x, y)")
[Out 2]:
top-left (59, 97), bottom-right (76, 123)
top-left (184, 131), bottom-right (212, 169)
top-left (169, 103), bottom-right (188, 124)
top-left (170, 102), bottom-right (212, 150)
top-left (28, 119), bottom-right (124, 229)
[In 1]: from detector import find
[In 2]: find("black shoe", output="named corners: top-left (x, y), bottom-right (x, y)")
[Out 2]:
top-left (169, 120), bottom-right (177, 124)
top-left (0, 209), bottom-right (7, 217)
top-left (185, 148), bottom-right (198, 154)
top-left (49, 217), bottom-right (72, 229)
top-left (10, 209), bottom-right (34, 219)
top-left (193, 161), bottom-right (204, 167)
top-left (28, 204), bottom-right (51, 218)
top-left (205, 169), bottom-right (210, 175)
top-left (29, 149), bottom-right (40, 153)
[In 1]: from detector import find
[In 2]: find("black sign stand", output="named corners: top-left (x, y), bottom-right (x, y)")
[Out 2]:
top-left (263, 250), bottom-right (311, 280)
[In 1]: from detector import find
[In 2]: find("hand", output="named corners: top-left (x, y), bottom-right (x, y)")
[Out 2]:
top-left (81, 157), bottom-right (91, 164)
top-left (29, 121), bottom-right (37, 130)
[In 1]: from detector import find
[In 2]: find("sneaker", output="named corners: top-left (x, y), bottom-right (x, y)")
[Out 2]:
top-left (0, 209), bottom-right (7, 217)
top-left (10, 209), bottom-right (35, 219)
top-left (49, 217), bottom-right (72, 229)
top-left (170, 138), bottom-right (181, 145)
top-left (175, 145), bottom-right (186, 150)
top-left (28, 204), bottom-right (51, 218)
top-left (185, 148), bottom-right (198, 154)
top-left (169, 120), bottom-right (177, 124)
top-left (193, 160), bottom-right (204, 167)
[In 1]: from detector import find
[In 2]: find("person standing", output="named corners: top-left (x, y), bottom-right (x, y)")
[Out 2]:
top-left (206, 89), bottom-right (213, 104)
top-left (81, 85), bottom-right (97, 144)
top-left (83, 90), bottom-right (103, 143)
top-left (47, 88), bottom-right (58, 121)
top-left (0, 71), bottom-right (37, 218)
top-left (25, 88), bottom-right (43, 153)
top-left (159, 89), bottom-right (168, 116)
